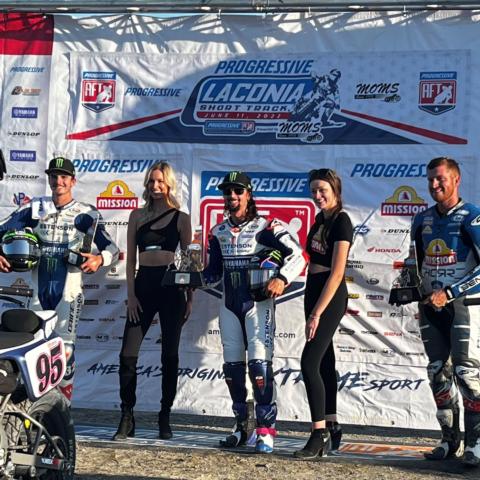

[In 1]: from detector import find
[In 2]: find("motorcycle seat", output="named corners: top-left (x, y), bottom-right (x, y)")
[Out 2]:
top-left (1, 309), bottom-right (41, 334)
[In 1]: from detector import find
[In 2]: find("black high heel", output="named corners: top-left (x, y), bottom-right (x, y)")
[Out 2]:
top-left (327, 421), bottom-right (342, 451)
top-left (293, 429), bottom-right (331, 459)
top-left (158, 410), bottom-right (173, 440)
top-left (112, 408), bottom-right (135, 440)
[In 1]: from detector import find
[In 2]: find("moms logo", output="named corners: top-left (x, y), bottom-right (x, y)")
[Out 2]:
top-left (381, 186), bottom-right (427, 216)
top-left (97, 181), bottom-right (138, 210)
top-left (82, 71), bottom-right (116, 113)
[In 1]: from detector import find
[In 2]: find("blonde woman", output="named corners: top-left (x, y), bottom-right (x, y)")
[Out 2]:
top-left (113, 161), bottom-right (192, 441)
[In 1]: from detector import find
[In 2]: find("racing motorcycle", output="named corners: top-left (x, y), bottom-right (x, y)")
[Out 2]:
top-left (0, 283), bottom-right (75, 479)
top-left (288, 94), bottom-right (325, 123)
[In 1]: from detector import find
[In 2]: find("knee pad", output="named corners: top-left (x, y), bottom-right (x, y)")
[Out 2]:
top-left (455, 361), bottom-right (480, 411)
top-left (223, 362), bottom-right (248, 422)
top-left (248, 359), bottom-right (275, 405)
top-left (427, 359), bottom-right (452, 384)
top-left (223, 362), bottom-right (247, 403)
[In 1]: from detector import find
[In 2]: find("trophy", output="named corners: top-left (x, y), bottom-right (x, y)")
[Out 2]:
top-left (388, 241), bottom-right (423, 306)
top-left (65, 213), bottom-right (100, 268)
top-left (161, 243), bottom-right (205, 287)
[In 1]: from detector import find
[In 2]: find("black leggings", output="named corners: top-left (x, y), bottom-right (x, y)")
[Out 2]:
top-left (119, 265), bottom-right (186, 412)
top-left (301, 271), bottom-right (347, 422)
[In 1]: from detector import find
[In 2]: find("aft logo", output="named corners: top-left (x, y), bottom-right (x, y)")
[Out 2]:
top-left (82, 71), bottom-right (116, 113)
top-left (97, 181), bottom-right (138, 210)
top-left (418, 72), bottom-right (456, 116)
top-left (381, 186), bottom-right (427, 216)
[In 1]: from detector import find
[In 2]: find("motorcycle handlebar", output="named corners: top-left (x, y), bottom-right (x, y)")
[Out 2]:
top-left (0, 286), bottom-right (34, 298)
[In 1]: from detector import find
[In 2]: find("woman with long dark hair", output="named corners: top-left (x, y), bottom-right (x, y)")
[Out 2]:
top-left (294, 168), bottom-right (352, 459)
top-left (113, 161), bottom-right (192, 441)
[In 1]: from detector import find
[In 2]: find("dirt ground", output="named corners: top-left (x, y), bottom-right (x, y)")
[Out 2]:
top-left (72, 409), bottom-right (479, 480)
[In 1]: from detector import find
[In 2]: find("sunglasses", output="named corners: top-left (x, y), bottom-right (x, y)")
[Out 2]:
top-left (222, 187), bottom-right (246, 195)
top-left (309, 168), bottom-right (335, 181)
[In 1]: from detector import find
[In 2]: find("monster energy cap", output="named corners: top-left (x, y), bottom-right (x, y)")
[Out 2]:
top-left (45, 157), bottom-right (76, 177)
top-left (217, 171), bottom-right (252, 191)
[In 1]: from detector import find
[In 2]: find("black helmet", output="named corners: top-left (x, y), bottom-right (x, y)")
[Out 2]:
top-left (248, 248), bottom-right (283, 301)
top-left (0, 229), bottom-right (40, 272)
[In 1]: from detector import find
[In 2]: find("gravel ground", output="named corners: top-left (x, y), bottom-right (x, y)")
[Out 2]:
top-left (72, 409), bottom-right (479, 480)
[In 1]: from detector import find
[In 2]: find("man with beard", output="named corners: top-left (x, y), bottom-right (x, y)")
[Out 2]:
top-left (203, 171), bottom-right (306, 454)
top-left (412, 157), bottom-right (480, 466)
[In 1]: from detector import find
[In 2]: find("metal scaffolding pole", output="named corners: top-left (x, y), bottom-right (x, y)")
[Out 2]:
top-left (0, 0), bottom-right (479, 13)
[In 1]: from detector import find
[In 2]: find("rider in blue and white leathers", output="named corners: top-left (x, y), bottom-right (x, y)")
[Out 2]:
top-left (0, 158), bottom-right (119, 402)
top-left (411, 157), bottom-right (480, 465)
top-left (203, 171), bottom-right (306, 454)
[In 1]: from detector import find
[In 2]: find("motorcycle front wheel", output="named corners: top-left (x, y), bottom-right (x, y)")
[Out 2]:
top-left (4, 389), bottom-right (76, 479)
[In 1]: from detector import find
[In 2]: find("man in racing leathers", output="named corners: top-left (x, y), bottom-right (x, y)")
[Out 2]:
top-left (0, 157), bottom-right (119, 403)
top-left (203, 171), bottom-right (306, 454)
top-left (412, 157), bottom-right (480, 466)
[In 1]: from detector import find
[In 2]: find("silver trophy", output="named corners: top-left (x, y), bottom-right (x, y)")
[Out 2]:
top-left (162, 243), bottom-right (205, 287)
top-left (388, 241), bottom-right (423, 306)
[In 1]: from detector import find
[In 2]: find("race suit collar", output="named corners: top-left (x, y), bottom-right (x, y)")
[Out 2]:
top-left (435, 199), bottom-right (464, 217)
top-left (55, 198), bottom-right (76, 211)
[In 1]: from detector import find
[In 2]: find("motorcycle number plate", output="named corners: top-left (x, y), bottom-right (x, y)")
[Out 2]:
top-left (24, 338), bottom-right (66, 399)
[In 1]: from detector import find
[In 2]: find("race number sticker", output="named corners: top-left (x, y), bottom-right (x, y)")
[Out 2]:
top-left (24, 338), bottom-right (66, 399)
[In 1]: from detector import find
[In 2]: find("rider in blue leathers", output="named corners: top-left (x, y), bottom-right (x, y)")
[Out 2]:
top-left (412, 157), bottom-right (480, 466)
top-left (0, 157), bottom-right (119, 402)
top-left (203, 171), bottom-right (306, 454)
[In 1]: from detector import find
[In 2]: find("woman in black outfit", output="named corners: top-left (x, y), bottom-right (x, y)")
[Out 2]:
top-left (294, 168), bottom-right (352, 459)
top-left (113, 161), bottom-right (192, 441)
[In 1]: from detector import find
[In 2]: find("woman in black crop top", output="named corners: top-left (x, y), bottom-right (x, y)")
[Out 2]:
top-left (294, 168), bottom-right (352, 460)
top-left (113, 161), bottom-right (193, 442)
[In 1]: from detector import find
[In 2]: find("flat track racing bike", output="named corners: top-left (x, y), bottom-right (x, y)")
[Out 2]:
top-left (0, 285), bottom-right (75, 479)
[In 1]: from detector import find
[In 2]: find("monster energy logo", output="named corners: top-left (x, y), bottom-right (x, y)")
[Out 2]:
top-left (46, 257), bottom-right (58, 273)
top-left (55, 157), bottom-right (65, 168)
top-left (269, 250), bottom-right (282, 263)
top-left (229, 172), bottom-right (238, 182)
top-left (230, 271), bottom-right (242, 288)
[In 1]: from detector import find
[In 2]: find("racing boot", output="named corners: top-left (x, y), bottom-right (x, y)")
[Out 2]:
top-left (294, 428), bottom-right (331, 459)
top-left (424, 408), bottom-right (461, 460)
top-left (158, 410), bottom-right (172, 440)
top-left (112, 407), bottom-right (135, 441)
top-left (220, 421), bottom-right (248, 448)
top-left (255, 427), bottom-right (277, 454)
top-left (327, 421), bottom-right (342, 451)
top-left (462, 412), bottom-right (480, 467)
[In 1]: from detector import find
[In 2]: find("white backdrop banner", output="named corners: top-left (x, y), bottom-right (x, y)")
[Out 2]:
top-left (2, 11), bottom-right (480, 430)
